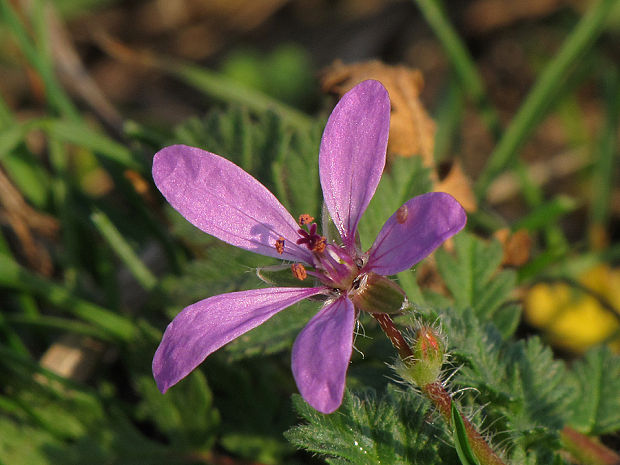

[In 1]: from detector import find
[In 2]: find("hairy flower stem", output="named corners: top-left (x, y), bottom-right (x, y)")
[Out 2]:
top-left (372, 313), bottom-right (414, 360)
top-left (561, 426), bottom-right (620, 465)
top-left (423, 382), bottom-right (507, 465)
top-left (372, 313), bottom-right (508, 465)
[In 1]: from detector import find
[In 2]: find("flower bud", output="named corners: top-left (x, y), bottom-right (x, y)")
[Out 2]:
top-left (349, 272), bottom-right (407, 314)
top-left (400, 325), bottom-right (444, 387)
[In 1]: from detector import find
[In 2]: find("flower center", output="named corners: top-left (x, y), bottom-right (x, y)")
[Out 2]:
top-left (295, 215), bottom-right (327, 253)
top-left (296, 214), bottom-right (360, 290)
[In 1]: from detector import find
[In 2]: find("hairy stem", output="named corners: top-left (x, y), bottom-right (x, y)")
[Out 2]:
top-left (561, 426), bottom-right (620, 465)
top-left (372, 313), bottom-right (508, 465)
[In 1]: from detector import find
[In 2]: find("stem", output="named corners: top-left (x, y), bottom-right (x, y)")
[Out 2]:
top-left (561, 426), bottom-right (620, 465)
top-left (371, 313), bottom-right (414, 361)
top-left (423, 382), bottom-right (506, 465)
top-left (372, 313), bottom-right (508, 465)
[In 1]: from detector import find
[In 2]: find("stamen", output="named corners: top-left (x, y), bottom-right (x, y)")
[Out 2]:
top-left (291, 263), bottom-right (307, 280)
top-left (312, 237), bottom-right (326, 253)
top-left (275, 237), bottom-right (285, 254)
top-left (396, 205), bottom-right (408, 224)
top-left (298, 214), bottom-right (314, 226)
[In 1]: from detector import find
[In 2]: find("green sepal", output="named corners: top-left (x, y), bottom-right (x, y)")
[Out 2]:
top-left (349, 272), bottom-right (407, 314)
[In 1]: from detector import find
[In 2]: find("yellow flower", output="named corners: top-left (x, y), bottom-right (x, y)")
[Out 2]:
top-left (524, 265), bottom-right (620, 353)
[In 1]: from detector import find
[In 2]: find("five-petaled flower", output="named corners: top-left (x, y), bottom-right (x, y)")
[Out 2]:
top-left (151, 80), bottom-right (466, 413)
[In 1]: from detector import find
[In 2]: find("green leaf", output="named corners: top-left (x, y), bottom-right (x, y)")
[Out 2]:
top-left (451, 403), bottom-right (480, 465)
top-left (568, 346), bottom-right (620, 435)
top-left (512, 196), bottom-right (578, 232)
top-left (135, 371), bottom-right (220, 450)
top-left (503, 338), bottom-right (575, 444)
top-left (286, 388), bottom-right (451, 465)
top-left (91, 208), bottom-right (158, 291)
top-left (164, 60), bottom-right (313, 130)
top-left (474, 0), bottom-right (619, 197)
top-left (43, 119), bottom-right (142, 170)
top-left (1, 144), bottom-right (51, 208)
top-left (0, 255), bottom-right (135, 341)
top-left (441, 307), bottom-right (575, 455)
top-left (0, 415), bottom-right (61, 465)
top-left (435, 233), bottom-right (519, 332)
top-left (207, 357), bottom-right (299, 464)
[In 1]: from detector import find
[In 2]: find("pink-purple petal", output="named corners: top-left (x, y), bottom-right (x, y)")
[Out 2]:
top-left (153, 145), bottom-right (313, 263)
top-left (319, 80), bottom-right (390, 250)
top-left (291, 296), bottom-right (355, 414)
top-left (365, 192), bottom-right (466, 276)
top-left (153, 286), bottom-right (325, 393)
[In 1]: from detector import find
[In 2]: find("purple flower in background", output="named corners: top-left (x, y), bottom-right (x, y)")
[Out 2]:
top-left (151, 80), bottom-right (466, 414)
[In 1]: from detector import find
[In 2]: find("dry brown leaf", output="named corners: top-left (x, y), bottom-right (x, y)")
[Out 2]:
top-left (321, 60), bottom-right (436, 167)
top-left (435, 159), bottom-right (478, 212)
top-left (38, 334), bottom-right (106, 382)
top-left (0, 169), bottom-right (58, 275)
top-left (494, 228), bottom-right (532, 267)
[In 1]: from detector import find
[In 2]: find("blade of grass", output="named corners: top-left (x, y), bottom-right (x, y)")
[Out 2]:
top-left (0, 255), bottom-right (135, 342)
top-left (48, 136), bottom-right (79, 289)
top-left (5, 314), bottom-right (116, 342)
top-left (0, 91), bottom-right (13, 126)
top-left (433, 76), bottom-right (465, 162)
top-left (0, 312), bottom-right (29, 356)
top-left (42, 119), bottom-right (143, 171)
top-left (475, 0), bottom-right (617, 198)
top-left (165, 61), bottom-right (314, 130)
top-left (590, 65), bottom-right (620, 230)
top-left (0, 0), bottom-right (79, 120)
top-left (512, 195), bottom-right (578, 232)
top-left (411, 0), bottom-right (502, 139)
top-left (90, 208), bottom-right (158, 292)
top-left (452, 403), bottom-right (481, 465)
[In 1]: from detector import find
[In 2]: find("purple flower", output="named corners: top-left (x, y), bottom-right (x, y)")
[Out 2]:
top-left (151, 80), bottom-right (466, 414)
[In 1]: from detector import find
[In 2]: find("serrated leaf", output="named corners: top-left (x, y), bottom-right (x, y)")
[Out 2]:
top-left (491, 303), bottom-right (522, 339)
top-left (503, 338), bottom-right (575, 443)
top-left (286, 388), bottom-right (450, 465)
top-left (435, 233), bottom-right (518, 325)
top-left (442, 308), bottom-right (509, 403)
top-left (440, 307), bottom-right (574, 457)
top-left (568, 346), bottom-right (620, 435)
